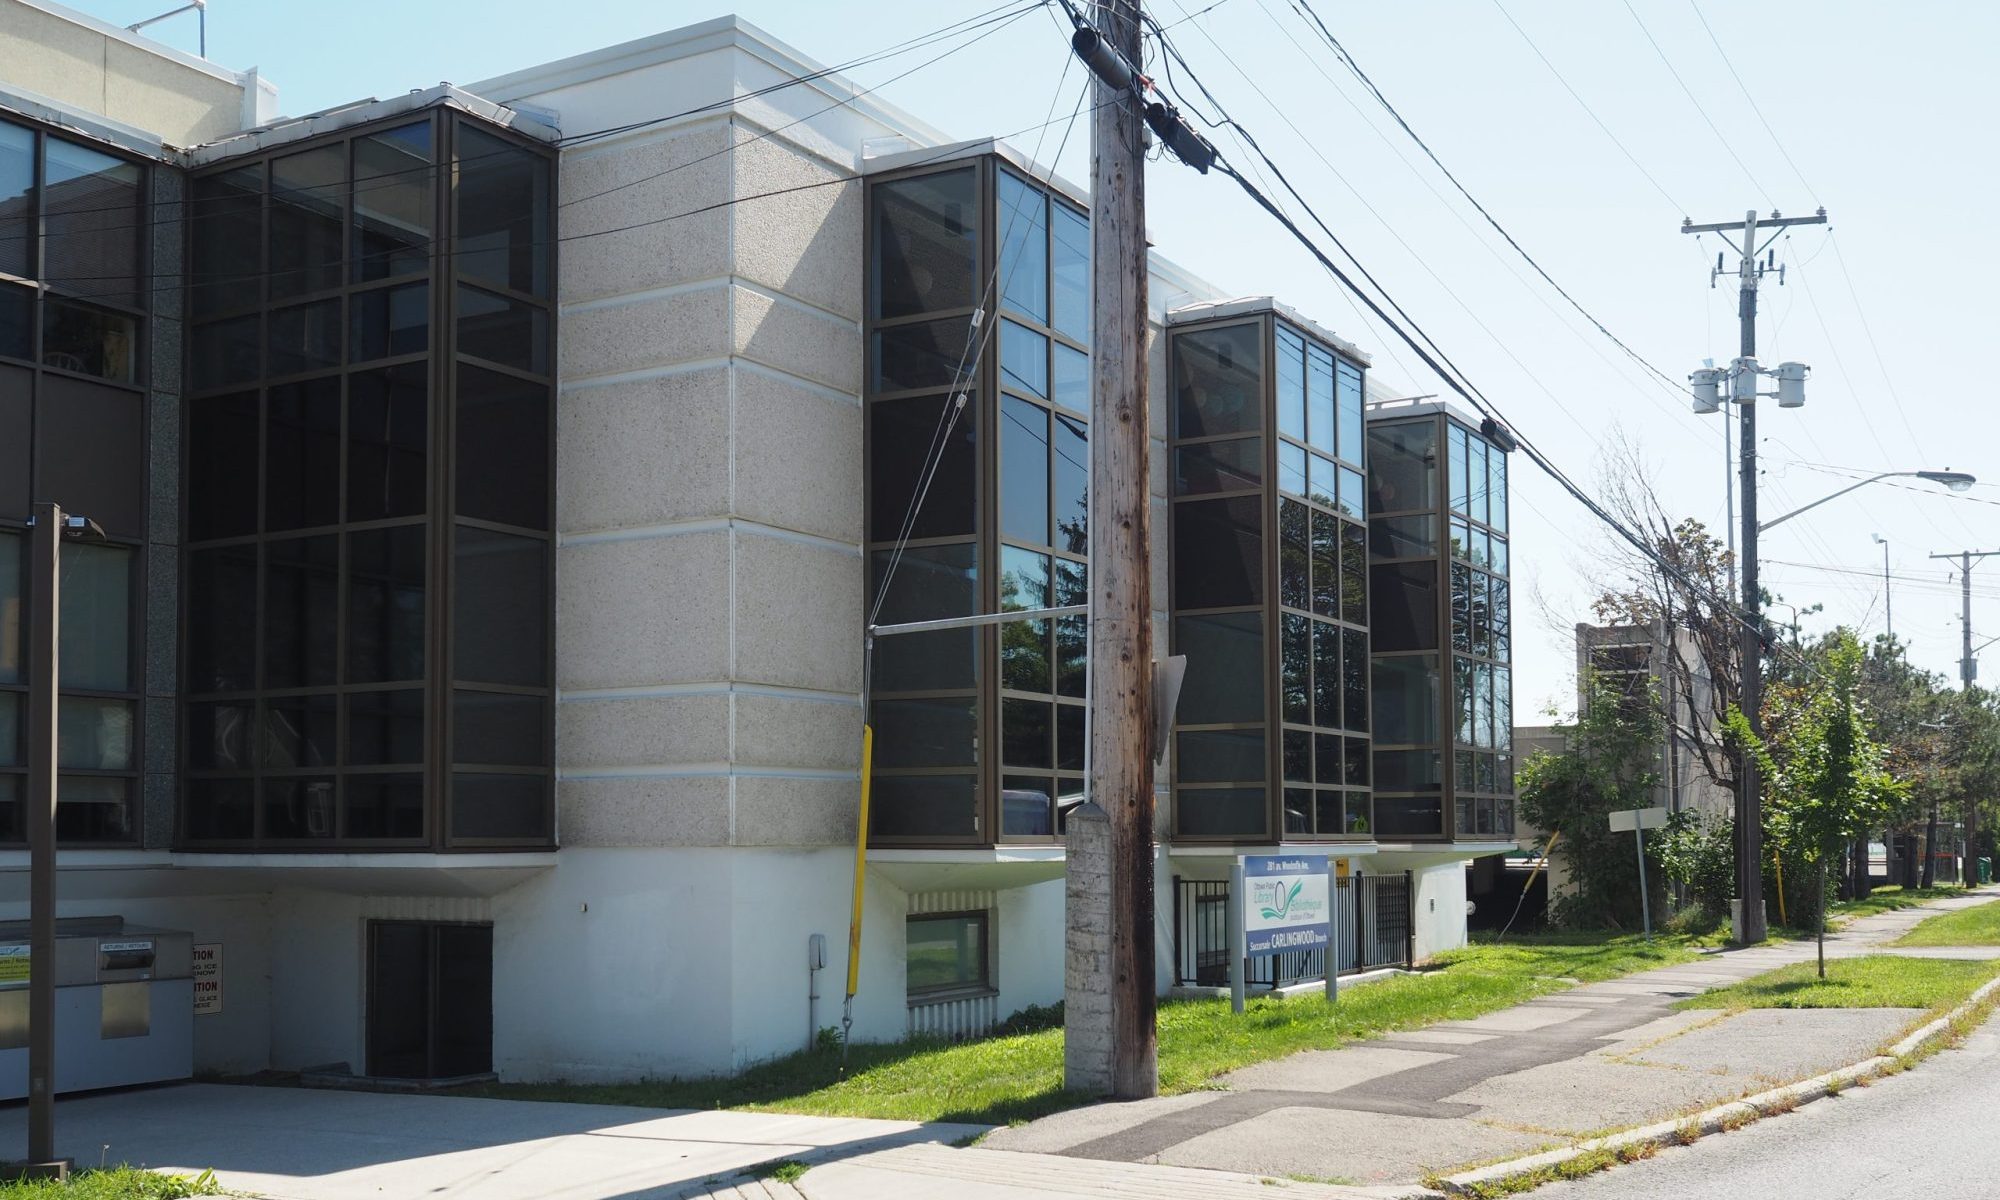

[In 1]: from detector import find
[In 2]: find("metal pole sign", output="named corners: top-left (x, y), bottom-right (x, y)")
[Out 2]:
top-left (1230, 855), bottom-right (1332, 1012)
top-left (1609, 807), bottom-right (1669, 940)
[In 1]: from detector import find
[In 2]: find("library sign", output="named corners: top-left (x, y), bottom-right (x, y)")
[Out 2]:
top-left (1242, 854), bottom-right (1331, 956)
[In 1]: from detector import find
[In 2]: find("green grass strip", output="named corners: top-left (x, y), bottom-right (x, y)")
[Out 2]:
top-left (1893, 897), bottom-right (2000, 947)
top-left (1677, 954), bottom-right (2000, 1016)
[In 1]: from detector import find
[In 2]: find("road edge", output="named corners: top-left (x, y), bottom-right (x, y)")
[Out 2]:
top-left (1434, 972), bottom-right (2000, 1197)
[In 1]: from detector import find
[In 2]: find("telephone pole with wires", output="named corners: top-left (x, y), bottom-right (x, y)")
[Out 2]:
top-left (1057, 0), bottom-right (1212, 1099)
top-left (1930, 548), bottom-right (1998, 887)
top-left (1683, 206), bottom-right (1825, 944)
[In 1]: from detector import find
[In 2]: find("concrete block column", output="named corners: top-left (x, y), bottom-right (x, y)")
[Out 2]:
top-left (1063, 802), bottom-right (1113, 1093)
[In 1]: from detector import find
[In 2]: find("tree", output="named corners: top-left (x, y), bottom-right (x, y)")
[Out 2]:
top-left (1518, 672), bottom-right (1663, 929)
top-left (1737, 631), bottom-right (1903, 977)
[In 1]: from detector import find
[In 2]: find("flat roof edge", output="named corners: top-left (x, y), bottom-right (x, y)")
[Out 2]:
top-left (0, 84), bottom-right (177, 160)
top-left (188, 84), bottom-right (558, 166)
top-left (13, 0), bottom-right (253, 88)
top-left (1164, 295), bottom-right (1373, 366)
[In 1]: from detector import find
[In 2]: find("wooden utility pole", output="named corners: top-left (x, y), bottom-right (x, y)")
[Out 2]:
top-left (1087, 0), bottom-right (1156, 1099)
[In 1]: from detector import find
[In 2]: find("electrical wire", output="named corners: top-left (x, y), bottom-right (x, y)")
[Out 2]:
top-left (1616, 0), bottom-right (1772, 206)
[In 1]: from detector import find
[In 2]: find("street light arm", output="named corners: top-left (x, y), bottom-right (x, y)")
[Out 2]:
top-left (1759, 472), bottom-right (1909, 532)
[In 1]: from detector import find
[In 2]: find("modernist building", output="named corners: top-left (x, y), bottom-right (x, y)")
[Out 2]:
top-left (0, 0), bottom-right (1517, 1085)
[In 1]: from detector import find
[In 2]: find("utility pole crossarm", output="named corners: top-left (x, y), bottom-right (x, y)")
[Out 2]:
top-left (1681, 210), bottom-right (1827, 235)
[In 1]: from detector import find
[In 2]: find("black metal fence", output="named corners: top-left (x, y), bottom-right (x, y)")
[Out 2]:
top-left (1171, 870), bottom-right (1414, 989)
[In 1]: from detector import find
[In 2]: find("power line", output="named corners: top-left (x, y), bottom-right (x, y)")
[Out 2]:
top-left (1682, 0), bottom-right (1818, 204)
top-left (1617, 0), bottom-right (1772, 205)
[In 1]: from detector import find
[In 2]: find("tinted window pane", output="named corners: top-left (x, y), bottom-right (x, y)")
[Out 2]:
top-left (347, 364), bottom-right (427, 521)
top-left (57, 541), bottom-right (130, 690)
top-left (347, 688), bottom-right (424, 765)
top-left (1053, 411), bottom-right (1088, 555)
top-left (1278, 441), bottom-right (1306, 497)
top-left (867, 392), bottom-right (975, 541)
top-left (1057, 702), bottom-right (1085, 772)
top-left (1052, 343), bottom-right (1088, 414)
top-left (1341, 522), bottom-right (1367, 625)
top-left (1172, 495), bottom-right (1262, 610)
top-left (1278, 499), bottom-right (1308, 611)
top-left (1283, 729), bottom-right (1311, 783)
top-left (1308, 453), bottom-right (1338, 508)
top-left (874, 318), bottom-right (972, 393)
top-left (872, 169), bottom-right (975, 320)
top-left (999, 319), bottom-right (1046, 398)
top-left (265, 535), bottom-right (339, 688)
top-left (1372, 514), bottom-right (1437, 559)
top-left (457, 125), bottom-right (549, 297)
top-left (0, 285), bottom-right (28, 362)
top-left (1002, 698), bottom-right (1052, 769)
top-left (1338, 466), bottom-right (1366, 520)
top-left (457, 285), bottom-right (547, 374)
top-left (456, 363), bottom-right (549, 529)
top-left (1175, 437), bottom-right (1260, 495)
top-left (350, 282), bottom-right (428, 362)
top-left (454, 527), bottom-right (547, 686)
top-left (184, 700), bottom-right (251, 770)
top-left (1368, 419), bottom-right (1437, 514)
top-left (908, 914), bottom-right (987, 991)
top-left (347, 526), bottom-right (425, 684)
top-left (1449, 424), bottom-right (1470, 515)
top-left (453, 690), bottom-right (547, 767)
top-left (354, 122), bottom-right (432, 281)
top-left (191, 166), bottom-right (262, 316)
top-left (261, 693), bottom-right (337, 769)
top-left (0, 532), bottom-right (16, 684)
top-left (1173, 323), bottom-right (1261, 438)
top-left (870, 545), bottom-right (976, 693)
top-left (1002, 775), bottom-right (1054, 839)
top-left (42, 299), bottom-right (137, 383)
top-left (1371, 561), bottom-right (1438, 652)
top-left (997, 171), bottom-right (1047, 324)
top-left (348, 773), bottom-right (425, 839)
top-left (43, 137), bottom-right (142, 307)
top-left (265, 376), bottom-right (341, 532)
top-left (1051, 203), bottom-right (1090, 342)
top-left (184, 778), bottom-right (253, 841)
top-left (1336, 359), bottom-right (1364, 463)
top-left (1276, 326), bottom-right (1305, 443)
top-left (1490, 446), bottom-right (1508, 533)
top-left (264, 776), bottom-right (336, 839)
top-left (870, 773), bottom-right (977, 839)
top-left (186, 546), bottom-right (257, 693)
top-left (1373, 654), bottom-right (1438, 746)
top-left (1312, 619), bottom-right (1341, 728)
top-left (999, 548), bottom-right (1050, 693)
top-left (1280, 611), bottom-right (1308, 724)
top-left (1175, 787), bottom-right (1265, 837)
top-left (268, 300), bottom-right (341, 376)
top-left (1001, 395), bottom-right (1050, 545)
top-left (57, 697), bottom-right (132, 769)
top-left (1306, 343), bottom-right (1335, 456)
top-left (1055, 561), bottom-right (1087, 697)
top-left (450, 773), bottom-right (548, 840)
top-left (1177, 729), bottom-right (1263, 783)
top-left (38, 373), bottom-right (142, 536)
top-left (1174, 611), bottom-right (1262, 724)
top-left (269, 144), bottom-right (345, 299)
top-left (1344, 629), bottom-right (1369, 732)
top-left (1346, 735), bottom-right (1369, 785)
top-left (191, 315), bottom-right (260, 391)
top-left (1310, 507), bottom-right (1338, 619)
top-left (0, 123), bottom-right (30, 279)
top-left (187, 390), bottom-right (259, 540)
top-left (1374, 792), bottom-right (1442, 838)
top-left (57, 776), bottom-right (131, 842)
top-left (874, 698), bottom-right (976, 769)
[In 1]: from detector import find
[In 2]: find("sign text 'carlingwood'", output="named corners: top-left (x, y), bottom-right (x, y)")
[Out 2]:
top-left (1242, 854), bottom-right (1331, 957)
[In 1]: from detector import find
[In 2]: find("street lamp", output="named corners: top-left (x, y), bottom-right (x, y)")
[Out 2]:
top-left (1760, 471), bottom-right (1977, 532)
top-left (11, 502), bottom-right (105, 1182)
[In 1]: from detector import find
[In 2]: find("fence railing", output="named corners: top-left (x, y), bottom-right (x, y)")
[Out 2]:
top-left (1171, 870), bottom-right (1414, 989)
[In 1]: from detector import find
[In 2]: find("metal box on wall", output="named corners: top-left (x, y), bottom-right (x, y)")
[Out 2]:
top-left (0, 917), bottom-right (194, 1099)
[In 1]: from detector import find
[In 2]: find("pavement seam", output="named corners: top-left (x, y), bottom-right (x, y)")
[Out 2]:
top-left (1435, 969), bottom-right (2000, 1197)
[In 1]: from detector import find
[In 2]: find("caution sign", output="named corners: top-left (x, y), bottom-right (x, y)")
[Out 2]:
top-left (192, 943), bottom-right (222, 1015)
top-left (0, 945), bottom-right (25, 984)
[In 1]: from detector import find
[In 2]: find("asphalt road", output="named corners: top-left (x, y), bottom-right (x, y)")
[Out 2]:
top-left (1535, 1006), bottom-right (2000, 1200)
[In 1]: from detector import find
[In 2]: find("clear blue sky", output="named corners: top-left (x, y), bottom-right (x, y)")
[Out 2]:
top-left (84, 0), bottom-right (2000, 717)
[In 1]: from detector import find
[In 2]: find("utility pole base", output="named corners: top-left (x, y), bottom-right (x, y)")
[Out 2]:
top-left (2, 1160), bottom-right (71, 1182)
top-left (1730, 898), bottom-right (1767, 944)
top-left (1063, 802), bottom-right (1115, 1095)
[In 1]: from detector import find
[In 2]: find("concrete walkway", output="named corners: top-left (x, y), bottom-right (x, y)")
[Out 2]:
top-left (0, 1082), bottom-right (1405, 1199)
top-left (987, 888), bottom-right (2000, 1187)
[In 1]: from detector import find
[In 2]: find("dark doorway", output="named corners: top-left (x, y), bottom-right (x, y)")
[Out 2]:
top-left (366, 920), bottom-right (493, 1079)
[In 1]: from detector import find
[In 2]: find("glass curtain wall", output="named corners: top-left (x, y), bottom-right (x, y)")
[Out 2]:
top-left (180, 111), bottom-right (554, 850)
top-left (1366, 409), bottom-right (1513, 840)
top-left (864, 157), bottom-right (1089, 846)
top-left (1167, 313), bottom-right (1370, 841)
top-left (0, 117), bottom-right (149, 844)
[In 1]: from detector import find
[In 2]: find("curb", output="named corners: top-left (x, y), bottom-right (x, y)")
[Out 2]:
top-left (1436, 972), bottom-right (2000, 1196)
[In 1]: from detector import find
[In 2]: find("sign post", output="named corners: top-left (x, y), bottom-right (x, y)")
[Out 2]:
top-left (1609, 807), bottom-right (1669, 939)
top-left (1231, 854), bottom-right (1333, 1013)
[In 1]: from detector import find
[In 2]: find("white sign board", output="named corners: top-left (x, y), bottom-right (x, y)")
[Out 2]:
top-left (1609, 806), bottom-right (1669, 833)
top-left (1242, 855), bottom-right (1331, 956)
top-left (192, 942), bottom-right (222, 1015)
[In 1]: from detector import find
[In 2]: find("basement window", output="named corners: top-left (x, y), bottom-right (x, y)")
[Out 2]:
top-left (906, 912), bottom-right (990, 995)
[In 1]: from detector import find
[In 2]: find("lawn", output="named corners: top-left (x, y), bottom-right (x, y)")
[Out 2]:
top-left (1676, 954), bottom-right (2000, 1017)
top-left (1894, 897), bottom-right (2000, 947)
top-left (0, 1168), bottom-right (219, 1199)
top-left (1826, 885), bottom-right (1968, 927)
top-left (461, 932), bottom-right (1699, 1125)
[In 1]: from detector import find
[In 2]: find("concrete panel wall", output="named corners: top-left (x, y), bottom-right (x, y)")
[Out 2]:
top-left (0, 0), bottom-right (250, 146)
